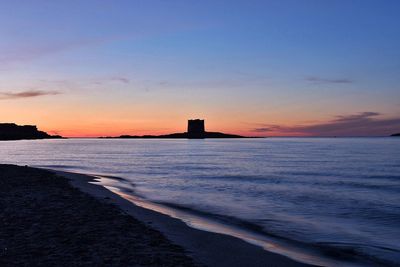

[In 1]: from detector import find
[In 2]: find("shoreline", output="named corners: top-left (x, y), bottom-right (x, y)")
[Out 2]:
top-left (83, 174), bottom-right (364, 267)
top-left (61, 170), bottom-right (378, 267)
top-left (52, 168), bottom-right (313, 267)
top-left (0, 165), bottom-right (197, 266)
top-left (1, 163), bottom-right (311, 267)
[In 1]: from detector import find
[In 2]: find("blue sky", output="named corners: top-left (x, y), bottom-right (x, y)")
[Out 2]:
top-left (0, 1), bottom-right (399, 136)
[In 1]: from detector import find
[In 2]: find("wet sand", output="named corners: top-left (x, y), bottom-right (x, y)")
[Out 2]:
top-left (0, 165), bottom-right (197, 266)
top-left (0, 164), bottom-right (311, 267)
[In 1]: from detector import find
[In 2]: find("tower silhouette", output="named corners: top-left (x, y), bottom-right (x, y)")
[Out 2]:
top-left (187, 119), bottom-right (205, 138)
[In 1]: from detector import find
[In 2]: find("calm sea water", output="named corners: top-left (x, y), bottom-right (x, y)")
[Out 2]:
top-left (1, 138), bottom-right (399, 266)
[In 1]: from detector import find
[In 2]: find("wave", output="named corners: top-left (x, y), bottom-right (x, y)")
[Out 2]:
top-left (153, 201), bottom-right (398, 266)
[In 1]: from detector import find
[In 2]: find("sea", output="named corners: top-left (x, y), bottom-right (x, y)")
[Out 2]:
top-left (1, 138), bottom-right (399, 266)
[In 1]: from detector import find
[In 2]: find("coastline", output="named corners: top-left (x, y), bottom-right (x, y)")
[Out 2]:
top-left (0, 164), bottom-right (310, 267)
top-left (0, 165), bottom-right (197, 266)
top-left (61, 171), bottom-right (375, 267)
top-left (54, 168), bottom-right (312, 267)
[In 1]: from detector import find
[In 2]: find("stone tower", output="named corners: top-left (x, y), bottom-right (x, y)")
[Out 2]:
top-left (187, 119), bottom-right (205, 138)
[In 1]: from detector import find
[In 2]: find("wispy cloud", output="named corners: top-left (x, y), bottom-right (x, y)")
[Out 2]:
top-left (305, 76), bottom-right (354, 84)
top-left (252, 126), bottom-right (283, 133)
top-left (0, 42), bottom-right (86, 67)
top-left (0, 90), bottom-right (61, 100)
top-left (110, 76), bottom-right (130, 84)
top-left (253, 112), bottom-right (400, 136)
top-left (37, 76), bottom-right (131, 90)
top-left (0, 36), bottom-right (124, 69)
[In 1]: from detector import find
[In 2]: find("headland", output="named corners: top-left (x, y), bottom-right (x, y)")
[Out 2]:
top-left (0, 123), bottom-right (63, 141)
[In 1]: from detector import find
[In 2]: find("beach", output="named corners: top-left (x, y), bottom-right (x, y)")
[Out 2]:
top-left (0, 164), bottom-right (310, 267)
top-left (0, 165), bottom-right (197, 266)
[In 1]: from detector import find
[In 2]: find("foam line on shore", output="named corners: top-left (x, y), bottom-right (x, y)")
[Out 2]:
top-left (91, 175), bottom-right (372, 267)
top-left (50, 169), bottom-right (313, 267)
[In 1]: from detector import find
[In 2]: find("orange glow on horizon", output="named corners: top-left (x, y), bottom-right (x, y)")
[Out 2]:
top-left (43, 126), bottom-right (307, 138)
top-left (2, 98), bottom-right (397, 137)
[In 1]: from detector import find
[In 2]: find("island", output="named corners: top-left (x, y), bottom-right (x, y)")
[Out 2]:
top-left (0, 123), bottom-right (63, 140)
top-left (391, 133), bottom-right (400, 137)
top-left (101, 119), bottom-right (247, 139)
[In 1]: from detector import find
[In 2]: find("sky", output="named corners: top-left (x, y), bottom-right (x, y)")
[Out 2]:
top-left (0, 0), bottom-right (399, 137)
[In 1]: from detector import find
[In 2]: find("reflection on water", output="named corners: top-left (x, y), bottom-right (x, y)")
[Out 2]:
top-left (94, 176), bottom-right (365, 267)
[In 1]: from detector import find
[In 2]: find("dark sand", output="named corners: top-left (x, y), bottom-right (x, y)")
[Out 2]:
top-left (0, 164), bottom-right (312, 267)
top-left (0, 165), bottom-right (197, 266)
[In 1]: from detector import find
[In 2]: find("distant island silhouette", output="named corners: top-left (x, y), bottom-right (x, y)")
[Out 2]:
top-left (101, 119), bottom-right (247, 139)
top-left (0, 123), bottom-right (63, 141)
top-left (391, 133), bottom-right (400, 137)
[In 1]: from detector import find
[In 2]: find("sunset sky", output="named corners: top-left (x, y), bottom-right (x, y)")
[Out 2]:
top-left (1, 1), bottom-right (399, 137)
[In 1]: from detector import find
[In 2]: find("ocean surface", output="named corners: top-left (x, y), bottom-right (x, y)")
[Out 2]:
top-left (1, 138), bottom-right (399, 266)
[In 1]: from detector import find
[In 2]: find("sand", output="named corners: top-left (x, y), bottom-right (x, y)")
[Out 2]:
top-left (0, 165), bottom-right (197, 266)
top-left (0, 164), bottom-right (311, 267)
